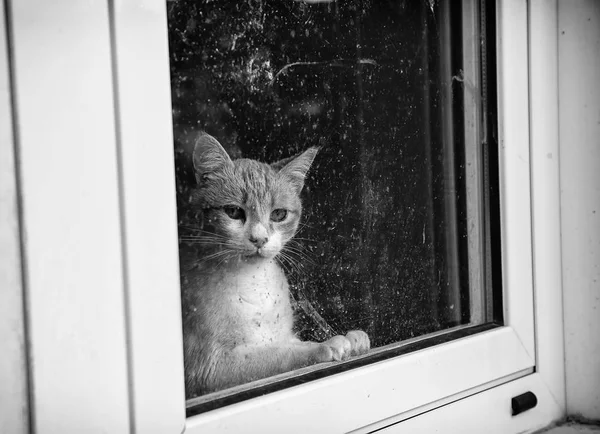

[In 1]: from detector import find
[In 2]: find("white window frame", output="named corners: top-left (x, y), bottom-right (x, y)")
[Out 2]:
top-left (2, 0), bottom-right (566, 433)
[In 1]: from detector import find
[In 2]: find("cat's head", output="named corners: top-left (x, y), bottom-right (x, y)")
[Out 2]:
top-left (190, 133), bottom-right (318, 262)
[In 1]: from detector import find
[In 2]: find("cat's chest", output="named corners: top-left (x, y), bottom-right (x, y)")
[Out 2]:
top-left (227, 261), bottom-right (288, 314)
top-left (223, 261), bottom-right (293, 342)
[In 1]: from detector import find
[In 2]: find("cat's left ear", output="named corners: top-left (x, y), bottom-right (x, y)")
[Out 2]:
top-left (193, 133), bottom-right (233, 184)
top-left (274, 147), bottom-right (319, 192)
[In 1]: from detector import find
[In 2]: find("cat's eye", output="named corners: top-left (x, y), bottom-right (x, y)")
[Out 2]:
top-left (270, 209), bottom-right (288, 222)
top-left (223, 205), bottom-right (245, 220)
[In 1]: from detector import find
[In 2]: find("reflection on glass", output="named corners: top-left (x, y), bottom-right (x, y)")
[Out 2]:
top-left (168, 0), bottom-right (494, 407)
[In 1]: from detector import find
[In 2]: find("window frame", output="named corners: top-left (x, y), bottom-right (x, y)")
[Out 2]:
top-left (0, 2), bottom-right (29, 432)
top-left (4, 0), bottom-right (566, 432)
top-left (115, 0), bottom-right (559, 431)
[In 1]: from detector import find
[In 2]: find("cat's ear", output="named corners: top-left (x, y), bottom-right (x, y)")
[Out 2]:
top-left (192, 133), bottom-right (233, 184)
top-left (274, 147), bottom-right (319, 192)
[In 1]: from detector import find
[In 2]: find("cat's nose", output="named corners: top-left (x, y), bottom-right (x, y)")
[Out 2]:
top-left (249, 235), bottom-right (268, 248)
top-left (249, 224), bottom-right (268, 248)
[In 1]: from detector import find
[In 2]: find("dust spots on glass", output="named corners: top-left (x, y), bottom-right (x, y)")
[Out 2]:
top-left (169, 0), bottom-right (470, 350)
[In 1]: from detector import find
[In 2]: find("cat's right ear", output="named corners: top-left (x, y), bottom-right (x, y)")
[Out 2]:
top-left (192, 133), bottom-right (233, 185)
top-left (275, 147), bottom-right (319, 193)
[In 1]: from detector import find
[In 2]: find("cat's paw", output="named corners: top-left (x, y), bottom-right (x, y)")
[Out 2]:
top-left (323, 335), bottom-right (352, 361)
top-left (345, 330), bottom-right (370, 356)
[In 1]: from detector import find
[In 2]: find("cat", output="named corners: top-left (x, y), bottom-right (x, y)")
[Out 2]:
top-left (180, 133), bottom-right (370, 398)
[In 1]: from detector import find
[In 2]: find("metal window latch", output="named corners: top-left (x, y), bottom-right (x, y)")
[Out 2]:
top-left (511, 391), bottom-right (538, 416)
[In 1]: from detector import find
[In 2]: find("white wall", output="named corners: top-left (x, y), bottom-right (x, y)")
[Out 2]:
top-left (558, 0), bottom-right (600, 420)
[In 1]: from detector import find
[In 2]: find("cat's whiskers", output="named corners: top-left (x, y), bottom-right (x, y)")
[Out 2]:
top-left (214, 250), bottom-right (238, 268)
top-left (178, 223), bottom-right (203, 231)
top-left (179, 230), bottom-right (231, 240)
top-left (197, 249), bottom-right (240, 267)
top-left (276, 251), bottom-right (305, 276)
top-left (275, 255), bottom-right (298, 277)
top-left (179, 238), bottom-right (231, 247)
top-left (285, 243), bottom-right (312, 261)
top-left (280, 246), bottom-right (307, 260)
top-left (274, 255), bottom-right (292, 276)
top-left (280, 243), bottom-right (317, 267)
top-left (179, 232), bottom-right (234, 249)
top-left (198, 250), bottom-right (229, 262)
top-left (287, 236), bottom-right (311, 248)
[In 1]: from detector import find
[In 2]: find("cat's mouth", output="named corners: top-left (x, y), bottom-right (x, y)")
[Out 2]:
top-left (243, 248), bottom-right (273, 260)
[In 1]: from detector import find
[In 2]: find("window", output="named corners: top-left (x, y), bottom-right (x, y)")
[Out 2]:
top-left (5, 0), bottom-right (567, 432)
top-left (168, 0), bottom-right (503, 415)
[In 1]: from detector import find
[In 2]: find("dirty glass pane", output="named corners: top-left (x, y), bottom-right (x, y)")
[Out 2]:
top-left (168, 0), bottom-right (498, 410)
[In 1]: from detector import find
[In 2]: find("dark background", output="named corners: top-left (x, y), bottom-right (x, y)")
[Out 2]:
top-left (167, 0), bottom-right (471, 347)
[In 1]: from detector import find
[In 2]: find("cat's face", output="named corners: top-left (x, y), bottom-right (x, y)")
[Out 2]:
top-left (191, 134), bottom-right (318, 262)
